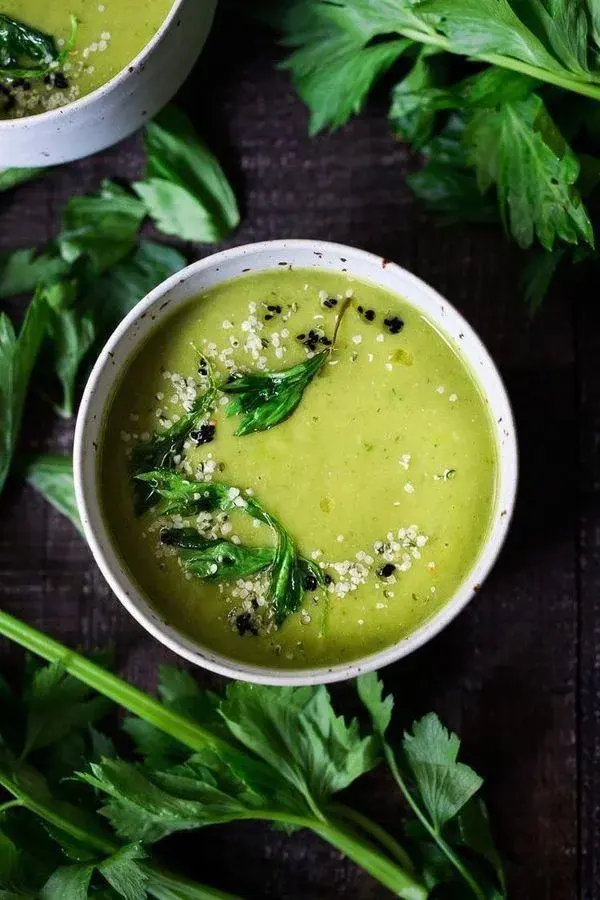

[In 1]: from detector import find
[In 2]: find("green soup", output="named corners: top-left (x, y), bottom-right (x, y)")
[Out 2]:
top-left (0, 0), bottom-right (173, 118)
top-left (100, 269), bottom-right (498, 669)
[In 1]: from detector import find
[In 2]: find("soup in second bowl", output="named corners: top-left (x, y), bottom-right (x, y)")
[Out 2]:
top-left (0, 0), bottom-right (173, 118)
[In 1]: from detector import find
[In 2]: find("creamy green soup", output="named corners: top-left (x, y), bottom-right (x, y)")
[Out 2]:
top-left (0, 0), bottom-right (172, 118)
top-left (100, 269), bottom-right (498, 669)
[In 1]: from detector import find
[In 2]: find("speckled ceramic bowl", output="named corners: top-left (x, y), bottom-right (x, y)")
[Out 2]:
top-left (0, 0), bottom-right (216, 167)
top-left (74, 240), bottom-right (518, 685)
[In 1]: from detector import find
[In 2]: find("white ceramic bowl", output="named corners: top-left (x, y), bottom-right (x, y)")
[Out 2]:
top-left (74, 240), bottom-right (518, 685)
top-left (0, 0), bottom-right (216, 167)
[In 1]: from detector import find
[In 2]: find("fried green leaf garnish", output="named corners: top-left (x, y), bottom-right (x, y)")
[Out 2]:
top-left (0, 14), bottom-right (76, 81)
top-left (223, 296), bottom-right (351, 436)
top-left (130, 369), bottom-right (218, 516)
top-left (137, 470), bottom-right (326, 624)
top-left (161, 527), bottom-right (276, 581)
top-left (223, 351), bottom-right (329, 436)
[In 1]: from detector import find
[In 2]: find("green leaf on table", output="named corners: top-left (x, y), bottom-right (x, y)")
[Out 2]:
top-left (465, 93), bottom-right (594, 250)
top-left (389, 48), bottom-right (448, 149)
top-left (22, 662), bottom-right (110, 757)
top-left (41, 274), bottom-right (96, 418)
top-left (0, 247), bottom-right (69, 299)
top-left (97, 842), bottom-right (148, 900)
top-left (0, 287), bottom-right (49, 495)
top-left (0, 167), bottom-right (46, 192)
top-left (273, 1), bottom-right (411, 134)
top-left (418, 0), bottom-right (569, 73)
top-left (134, 106), bottom-right (240, 243)
top-left (356, 671), bottom-right (393, 734)
top-left (24, 454), bottom-right (82, 534)
top-left (220, 682), bottom-right (378, 808)
top-left (457, 796), bottom-right (506, 893)
top-left (403, 713), bottom-right (482, 830)
top-left (40, 862), bottom-right (95, 900)
top-left (521, 247), bottom-right (567, 313)
top-left (87, 240), bottom-right (187, 336)
top-left (58, 181), bottom-right (146, 273)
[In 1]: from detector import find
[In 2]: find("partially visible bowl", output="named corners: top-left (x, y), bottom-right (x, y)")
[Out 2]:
top-left (74, 239), bottom-right (518, 685)
top-left (0, 0), bottom-right (216, 167)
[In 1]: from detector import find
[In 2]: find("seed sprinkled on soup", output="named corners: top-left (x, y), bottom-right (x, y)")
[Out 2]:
top-left (100, 269), bottom-right (498, 669)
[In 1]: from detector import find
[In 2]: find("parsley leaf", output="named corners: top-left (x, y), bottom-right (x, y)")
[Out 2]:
top-left (24, 454), bottom-right (82, 535)
top-left (0, 166), bottom-right (46, 192)
top-left (136, 470), bottom-right (326, 625)
top-left (221, 683), bottom-right (379, 811)
top-left (161, 529), bottom-right (276, 581)
top-left (358, 672), bottom-right (505, 899)
top-left (403, 713), bottom-right (483, 830)
top-left (466, 94), bottom-right (593, 249)
top-left (0, 287), bottom-right (49, 495)
top-left (0, 247), bottom-right (69, 299)
top-left (131, 381), bottom-right (217, 516)
top-left (134, 107), bottom-right (240, 243)
top-left (58, 181), bottom-right (147, 274)
top-left (223, 351), bottom-right (329, 435)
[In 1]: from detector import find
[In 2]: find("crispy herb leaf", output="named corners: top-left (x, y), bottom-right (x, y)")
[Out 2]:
top-left (130, 386), bottom-right (217, 516)
top-left (161, 529), bottom-right (276, 581)
top-left (0, 14), bottom-right (58, 72)
top-left (0, 167), bottom-right (46, 192)
top-left (58, 181), bottom-right (147, 274)
top-left (134, 107), bottom-right (240, 243)
top-left (24, 454), bottom-right (82, 535)
top-left (136, 470), bottom-right (325, 625)
top-left (223, 351), bottom-right (329, 436)
top-left (0, 287), bottom-right (49, 495)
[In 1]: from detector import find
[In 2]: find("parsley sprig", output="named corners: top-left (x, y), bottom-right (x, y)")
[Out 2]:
top-left (0, 14), bottom-right (77, 82)
top-left (0, 610), bottom-right (506, 900)
top-left (223, 296), bottom-right (351, 435)
top-left (268, 0), bottom-right (600, 308)
top-left (137, 470), bottom-right (326, 624)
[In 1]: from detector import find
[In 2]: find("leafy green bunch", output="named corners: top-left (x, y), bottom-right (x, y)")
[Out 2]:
top-left (268, 0), bottom-right (600, 309)
top-left (0, 106), bottom-right (239, 498)
top-left (0, 608), bottom-right (506, 900)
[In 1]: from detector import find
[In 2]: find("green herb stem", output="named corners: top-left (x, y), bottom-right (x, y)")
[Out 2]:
top-left (0, 609), bottom-right (227, 756)
top-left (329, 801), bottom-right (416, 873)
top-left (397, 26), bottom-right (600, 101)
top-left (146, 869), bottom-right (242, 900)
top-left (382, 745), bottom-right (487, 900)
top-left (0, 798), bottom-right (23, 815)
top-left (0, 771), bottom-right (117, 856)
top-left (247, 811), bottom-right (426, 900)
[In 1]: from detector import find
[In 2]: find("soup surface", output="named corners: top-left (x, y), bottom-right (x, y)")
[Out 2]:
top-left (0, 0), bottom-right (172, 118)
top-left (100, 268), bottom-right (498, 669)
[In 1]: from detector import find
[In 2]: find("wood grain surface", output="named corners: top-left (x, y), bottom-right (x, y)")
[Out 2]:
top-left (0, 6), bottom-right (596, 899)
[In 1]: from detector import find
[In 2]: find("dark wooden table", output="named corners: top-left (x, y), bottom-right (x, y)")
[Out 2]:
top-left (1, 6), bottom-right (599, 899)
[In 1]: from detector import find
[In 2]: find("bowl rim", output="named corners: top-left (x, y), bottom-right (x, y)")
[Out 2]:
top-left (0, 0), bottom-right (183, 130)
top-left (74, 238), bottom-right (519, 685)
